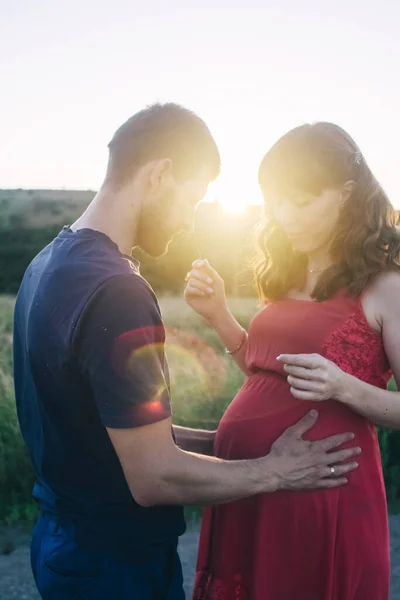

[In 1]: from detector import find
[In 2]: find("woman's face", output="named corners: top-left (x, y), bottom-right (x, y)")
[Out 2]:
top-left (266, 188), bottom-right (344, 255)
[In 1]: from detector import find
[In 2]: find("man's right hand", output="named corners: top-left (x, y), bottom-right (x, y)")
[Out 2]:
top-left (263, 410), bottom-right (361, 491)
top-left (107, 411), bottom-right (360, 508)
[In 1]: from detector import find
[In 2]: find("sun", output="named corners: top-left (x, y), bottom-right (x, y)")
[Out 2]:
top-left (219, 197), bottom-right (247, 214)
top-left (205, 178), bottom-right (262, 214)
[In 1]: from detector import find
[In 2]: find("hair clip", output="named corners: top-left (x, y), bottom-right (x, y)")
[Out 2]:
top-left (351, 151), bottom-right (363, 165)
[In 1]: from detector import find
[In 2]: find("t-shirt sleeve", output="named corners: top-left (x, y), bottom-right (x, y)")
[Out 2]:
top-left (75, 273), bottom-right (172, 428)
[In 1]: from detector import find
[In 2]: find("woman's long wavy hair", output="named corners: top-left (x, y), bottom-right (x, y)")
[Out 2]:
top-left (256, 122), bottom-right (400, 301)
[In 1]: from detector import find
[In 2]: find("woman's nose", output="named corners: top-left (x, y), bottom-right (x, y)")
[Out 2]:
top-left (275, 202), bottom-right (296, 227)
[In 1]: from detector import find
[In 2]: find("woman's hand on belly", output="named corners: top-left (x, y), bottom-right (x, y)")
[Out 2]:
top-left (278, 353), bottom-right (348, 401)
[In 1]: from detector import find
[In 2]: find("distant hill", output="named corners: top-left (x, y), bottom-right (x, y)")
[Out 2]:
top-left (0, 189), bottom-right (262, 231)
top-left (0, 189), bottom-right (262, 295)
top-left (0, 189), bottom-right (95, 229)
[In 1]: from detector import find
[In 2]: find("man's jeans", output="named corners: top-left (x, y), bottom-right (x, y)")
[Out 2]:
top-left (31, 512), bottom-right (185, 599)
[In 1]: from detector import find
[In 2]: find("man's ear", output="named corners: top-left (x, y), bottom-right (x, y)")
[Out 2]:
top-left (149, 159), bottom-right (173, 191)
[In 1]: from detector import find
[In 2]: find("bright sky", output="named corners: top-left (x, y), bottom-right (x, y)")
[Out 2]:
top-left (1, 0), bottom-right (399, 211)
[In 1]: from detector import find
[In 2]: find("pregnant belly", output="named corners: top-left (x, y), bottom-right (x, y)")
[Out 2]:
top-left (215, 371), bottom-right (377, 462)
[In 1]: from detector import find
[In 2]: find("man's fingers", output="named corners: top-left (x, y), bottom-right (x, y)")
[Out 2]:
top-left (312, 460), bottom-right (359, 489)
top-left (325, 446), bottom-right (362, 465)
top-left (315, 432), bottom-right (356, 452)
top-left (314, 478), bottom-right (348, 489)
top-left (322, 461), bottom-right (359, 478)
top-left (285, 410), bottom-right (319, 437)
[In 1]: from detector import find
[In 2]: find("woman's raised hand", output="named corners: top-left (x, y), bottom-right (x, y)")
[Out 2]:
top-left (184, 259), bottom-right (228, 323)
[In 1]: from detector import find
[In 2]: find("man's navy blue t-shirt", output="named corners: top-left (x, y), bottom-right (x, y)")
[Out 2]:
top-left (13, 227), bottom-right (185, 555)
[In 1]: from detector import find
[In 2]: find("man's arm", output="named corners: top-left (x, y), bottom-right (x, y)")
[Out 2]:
top-left (108, 412), bottom-right (361, 507)
top-left (173, 425), bottom-right (216, 455)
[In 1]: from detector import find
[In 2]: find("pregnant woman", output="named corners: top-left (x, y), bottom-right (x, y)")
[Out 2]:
top-left (184, 122), bottom-right (400, 599)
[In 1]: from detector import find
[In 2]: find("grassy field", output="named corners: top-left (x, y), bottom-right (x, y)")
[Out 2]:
top-left (0, 294), bottom-right (258, 524)
top-left (161, 296), bottom-right (257, 427)
top-left (0, 296), bottom-right (39, 524)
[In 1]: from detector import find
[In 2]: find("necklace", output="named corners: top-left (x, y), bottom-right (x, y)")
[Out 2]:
top-left (307, 267), bottom-right (326, 273)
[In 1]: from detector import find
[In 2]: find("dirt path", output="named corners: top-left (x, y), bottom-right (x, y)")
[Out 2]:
top-left (1, 516), bottom-right (400, 599)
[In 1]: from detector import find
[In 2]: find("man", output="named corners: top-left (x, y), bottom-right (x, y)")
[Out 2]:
top-left (14, 103), bottom-right (360, 599)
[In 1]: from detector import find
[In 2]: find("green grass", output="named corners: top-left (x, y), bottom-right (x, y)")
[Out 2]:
top-left (0, 296), bottom-right (38, 524)
top-left (163, 298), bottom-right (256, 428)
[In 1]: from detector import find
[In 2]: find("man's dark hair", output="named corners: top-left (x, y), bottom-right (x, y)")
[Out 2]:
top-left (106, 103), bottom-right (221, 185)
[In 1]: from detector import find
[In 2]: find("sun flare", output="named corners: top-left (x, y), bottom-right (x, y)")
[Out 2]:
top-left (205, 178), bottom-right (263, 214)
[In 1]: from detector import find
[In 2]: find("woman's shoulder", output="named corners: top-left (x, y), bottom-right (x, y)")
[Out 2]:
top-left (363, 269), bottom-right (400, 321)
top-left (366, 269), bottom-right (400, 296)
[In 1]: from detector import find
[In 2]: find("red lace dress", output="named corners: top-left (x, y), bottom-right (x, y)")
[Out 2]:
top-left (193, 291), bottom-right (392, 600)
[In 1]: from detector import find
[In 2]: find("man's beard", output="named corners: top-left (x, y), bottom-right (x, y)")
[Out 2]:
top-left (136, 226), bottom-right (172, 257)
top-left (136, 191), bottom-right (179, 257)
top-left (147, 235), bottom-right (173, 258)
top-left (136, 213), bottom-right (177, 258)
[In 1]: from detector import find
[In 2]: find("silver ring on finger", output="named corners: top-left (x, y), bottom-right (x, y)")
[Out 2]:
top-left (330, 466), bottom-right (335, 475)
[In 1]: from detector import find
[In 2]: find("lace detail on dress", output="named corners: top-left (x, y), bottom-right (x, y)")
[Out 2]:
top-left (321, 303), bottom-right (391, 388)
top-left (193, 570), bottom-right (248, 600)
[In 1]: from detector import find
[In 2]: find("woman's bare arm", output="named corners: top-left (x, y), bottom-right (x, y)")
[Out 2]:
top-left (336, 272), bottom-right (400, 428)
top-left (184, 259), bottom-right (251, 374)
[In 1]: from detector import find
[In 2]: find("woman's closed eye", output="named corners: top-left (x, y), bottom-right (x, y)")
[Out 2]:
top-left (291, 194), bottom-right (314, 208)
top-left (273, 193), bottom-right (313, 209)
